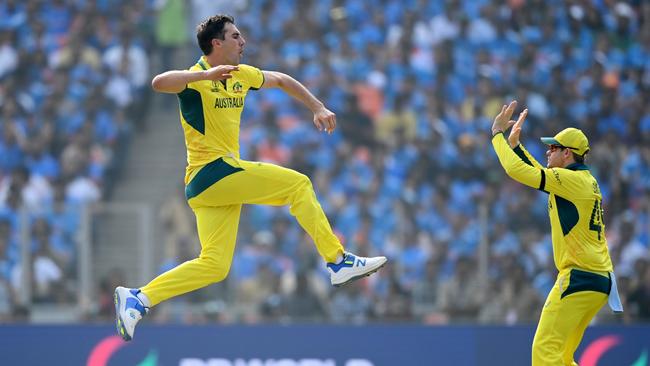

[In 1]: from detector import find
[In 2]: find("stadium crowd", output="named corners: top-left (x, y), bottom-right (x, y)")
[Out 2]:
top-left (0, 0), bottom-right (151, 317)
top-left (2, 0), bottom-right (650, 325)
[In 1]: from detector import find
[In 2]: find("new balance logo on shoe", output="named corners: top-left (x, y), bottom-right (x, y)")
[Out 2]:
top-left (327, 252), bottom-right (387, 287)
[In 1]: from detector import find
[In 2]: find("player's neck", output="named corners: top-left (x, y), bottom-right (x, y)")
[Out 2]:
top-left (561, 158), bottom-right (576, 168)
top-left (205, 54), bottom-right (234, 67)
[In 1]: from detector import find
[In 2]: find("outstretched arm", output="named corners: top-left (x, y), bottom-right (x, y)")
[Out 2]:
top-left (491, 101), bottom-right (545, 189)
top-left (492, 101), bottom-right (586, 197)
top-left (261, 70), bottom-right (336, 134)
top-left (492, 133), bottom-right (545, 190)
top-left (151, 65), bottom-right (240, 94)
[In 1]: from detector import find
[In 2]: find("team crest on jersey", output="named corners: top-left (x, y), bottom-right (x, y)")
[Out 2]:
top-left (233, 82), bottom-right (243, 94)
top-left (211, 80), bottom-right (219, 92)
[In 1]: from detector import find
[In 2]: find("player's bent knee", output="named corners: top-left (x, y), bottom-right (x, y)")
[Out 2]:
top-left (289, 173), bottom-right (315, 199)
top-left (197, 255), bottom-right (231, 284)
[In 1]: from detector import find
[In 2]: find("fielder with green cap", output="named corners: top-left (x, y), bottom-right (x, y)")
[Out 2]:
top-left (490, 101), bottom-right (623, 366)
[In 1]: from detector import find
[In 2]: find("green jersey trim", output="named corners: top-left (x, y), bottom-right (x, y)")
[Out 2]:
top-left (561, 269), bottom-right (610, 299)
top-left (566, 163), bottom-right (589, 171)
top-left (185, 157), bottom-right (244, 200)
top-left (513, 145), bottom-right (533, 166)
top-left (178, 88), bottom-right (205, 134)
top-left (556, 195), bottom-right (579, 236)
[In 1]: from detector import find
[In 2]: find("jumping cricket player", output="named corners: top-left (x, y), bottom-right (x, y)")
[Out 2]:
top-left (114, 14), bottom-right (387, 341)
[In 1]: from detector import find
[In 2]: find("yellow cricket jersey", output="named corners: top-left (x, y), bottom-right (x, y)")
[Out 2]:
top-left (177, 56), bottom-right (264, 184)
top-left (491, 133), bottom-right (613, 273)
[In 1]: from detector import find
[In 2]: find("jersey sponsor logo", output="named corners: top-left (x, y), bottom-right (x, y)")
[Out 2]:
top-left (214, 97), bottom-right (244, 108)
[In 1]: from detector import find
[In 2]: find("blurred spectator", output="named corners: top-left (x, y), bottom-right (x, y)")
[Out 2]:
top-left (96, 267), bottom-right (126, 321)
top-left (233, 232), bottom-right (284, 323)
top-left (411, 259), bottom-right (446, 324)
top-left (103, 28), bottom-right (149, 120)
top-left (154, 0), bottom-right (189, 73)
top-left (613, 211), bottom-right (648, 275)
top-left (628, 259), bottom-right (650, 321)
top-left (29, 218), bottom-right (70, 303)
top-left (0, 30), bottom-right (18, 78)
top-left (159, 184), bottom-right (196, 263)
top-left (0, 277), bottom-right (13, 321)
top-left (376, 92), bottom-right (418, 146)
top-left (373, 263), bottom-right (412, 322)
top-left (330, 281), bottom-right (373, 324)
top-left (437, 256), bottom-right (483, 323)
top-left (339, 93), bottom-right (376, 149)
top-left (0, 166), bottom-right (53, 211)
top-left (282, 271), bottom-right (328, 323)
top-left (0, 220), bottom-right (17, 320)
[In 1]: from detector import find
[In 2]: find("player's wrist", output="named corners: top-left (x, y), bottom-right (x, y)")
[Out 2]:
top-left (310, 102), bottom-right (326, 114)
top-left (492, 129), bottom-right (503, 137)
top-left (198, 70), bottom-right (210, 81)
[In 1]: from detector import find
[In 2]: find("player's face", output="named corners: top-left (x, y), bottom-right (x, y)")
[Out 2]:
top-left (546, 145), bottom-right (567, 168)
top-left (219, 23), bottom-right (246, 65)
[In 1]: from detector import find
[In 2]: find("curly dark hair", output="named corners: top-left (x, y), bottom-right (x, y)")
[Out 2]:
top-left (196, 14), bottom-right (235, 55)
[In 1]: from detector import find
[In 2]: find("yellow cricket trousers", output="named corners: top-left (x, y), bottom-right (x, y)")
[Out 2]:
top-left (140, 156), bottom-right (344, 306)
top-left (532, 268), bottom-right (609, 366)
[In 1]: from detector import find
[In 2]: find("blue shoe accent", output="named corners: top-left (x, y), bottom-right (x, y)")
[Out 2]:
top-left (124, 288), bottom-right (147, 316)
top-left (125, 297), bottom-right (147, 317)
top-left (115, 287), bottom-right (148, 341)
top-left (327, 253), bottom-right (355, 273)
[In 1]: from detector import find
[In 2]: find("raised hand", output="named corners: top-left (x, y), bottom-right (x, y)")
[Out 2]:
top-left (492, 100), bottom-right (518, 136)
top-left (508, 108), bottom-right (528, 148)
top-left (204, 65), bottom-right (240, 81)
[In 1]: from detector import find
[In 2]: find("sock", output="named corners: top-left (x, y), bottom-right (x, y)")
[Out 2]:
top-left (136, 290), bottom-right (151, 308)
top-left (335, 252), bottom-right (345, 264)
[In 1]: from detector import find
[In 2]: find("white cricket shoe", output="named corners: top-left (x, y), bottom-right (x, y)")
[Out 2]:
top-left (114, 286), bottom-right (148, 341)
top-left (327, 252), bottom-right (387, 287)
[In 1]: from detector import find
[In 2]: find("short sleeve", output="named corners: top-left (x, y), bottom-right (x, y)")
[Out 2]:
top-left (237, 64), bottom-right (264, 90)
top-left (179, 64), bottom-right (204, 94)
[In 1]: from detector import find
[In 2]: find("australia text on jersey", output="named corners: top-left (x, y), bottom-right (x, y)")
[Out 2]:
top-left (214, 97), bottom-right (244, 108)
